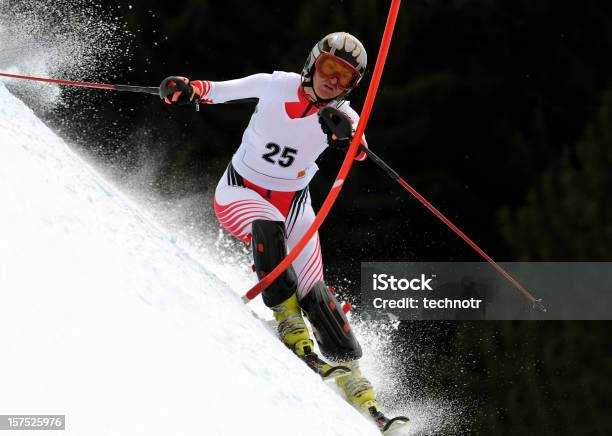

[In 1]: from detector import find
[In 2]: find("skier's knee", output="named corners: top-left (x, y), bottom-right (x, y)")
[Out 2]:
top-left (251, 219), bottom-right (298, 308)
top-left (299, 281), bottom-right (362, 362)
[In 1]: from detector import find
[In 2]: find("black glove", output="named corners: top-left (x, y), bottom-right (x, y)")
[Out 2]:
top-left (159, 76), bottom-right (197, 105)
top-left (318, 106), bottom-right (353, 151)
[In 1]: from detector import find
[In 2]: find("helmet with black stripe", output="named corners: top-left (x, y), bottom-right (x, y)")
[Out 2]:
top-left (302, 32), bottom-right (367, 102)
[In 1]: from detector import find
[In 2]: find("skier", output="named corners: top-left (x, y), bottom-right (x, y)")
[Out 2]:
top-left (160, 32), bottom-right (399, 429)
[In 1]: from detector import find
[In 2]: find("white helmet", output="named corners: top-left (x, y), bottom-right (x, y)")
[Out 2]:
top-left (302, 32), bottom-right (367, 101)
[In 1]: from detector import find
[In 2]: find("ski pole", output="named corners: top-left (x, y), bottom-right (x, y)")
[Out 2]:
top-left (0, 72), bottom-right (160, 95)
top-left (357, 143), bottom-right (546, 312)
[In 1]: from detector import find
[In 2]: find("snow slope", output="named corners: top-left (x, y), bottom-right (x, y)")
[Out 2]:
top-left (0, 83), bottom-right (381, 436)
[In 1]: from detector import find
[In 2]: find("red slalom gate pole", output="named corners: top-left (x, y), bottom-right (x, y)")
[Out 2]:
top-left (0, 72), bottom-right (160, 95)
top-left (242, 0), bottom-right (402, 303)
top-left (357, 144), bottom-right (546, 312)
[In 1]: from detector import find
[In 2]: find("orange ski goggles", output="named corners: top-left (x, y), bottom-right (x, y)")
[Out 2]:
top-left (315, 52), bottom-right (361, 90)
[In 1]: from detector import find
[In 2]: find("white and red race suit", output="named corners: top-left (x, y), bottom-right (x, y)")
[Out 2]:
top-left (192, 71), bottom-right (366, 298)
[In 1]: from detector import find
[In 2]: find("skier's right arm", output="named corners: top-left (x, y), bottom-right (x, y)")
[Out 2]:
top-left (161, 73), bottom-right (273, 106)
top-left (191, 73), bottom-right (272, 104)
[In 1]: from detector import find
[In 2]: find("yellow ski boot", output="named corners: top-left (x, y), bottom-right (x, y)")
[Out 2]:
top-left (271, 292), bottom-right (314, 357)
top-left (336, 360), bottom-right (379, 414)
top-left (337, 360), bottom-right (411, 433)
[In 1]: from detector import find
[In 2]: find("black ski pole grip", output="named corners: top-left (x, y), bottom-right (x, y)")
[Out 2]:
top-left (318, 107), bottom-right (353, 140)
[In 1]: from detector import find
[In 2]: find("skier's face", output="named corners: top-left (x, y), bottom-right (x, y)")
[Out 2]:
top-left (313, 69), bottom-right (344, 100)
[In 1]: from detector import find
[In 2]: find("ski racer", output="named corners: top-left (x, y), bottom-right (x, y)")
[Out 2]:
top-left (160, 32), bottom-right (392, 426)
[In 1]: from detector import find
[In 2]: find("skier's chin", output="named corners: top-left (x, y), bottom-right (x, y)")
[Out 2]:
top-left (318, 87), bottom-right (341, 100)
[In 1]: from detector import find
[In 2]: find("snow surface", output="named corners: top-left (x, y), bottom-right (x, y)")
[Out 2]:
top-left (0, 83), bottom-right (382, 436)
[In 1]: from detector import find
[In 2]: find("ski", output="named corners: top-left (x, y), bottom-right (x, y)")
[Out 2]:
top-left (366, 404), bottom-right (410, 435)
top-left (263, 318), bottom-right (352, 380)
top-left (298, 350), bottom-right (352, 380)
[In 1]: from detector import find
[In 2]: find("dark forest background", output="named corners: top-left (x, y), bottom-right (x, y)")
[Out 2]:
top-left (38, 1), bottom-right (612, 434)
